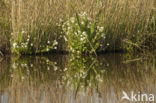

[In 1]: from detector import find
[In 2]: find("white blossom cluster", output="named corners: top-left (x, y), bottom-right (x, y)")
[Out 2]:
top-left (12, 30), bottom-right (59, 53)
top-left (12, 33), bottom-right (32, 50)
top-left (61, 12), bottom-right (107, 53)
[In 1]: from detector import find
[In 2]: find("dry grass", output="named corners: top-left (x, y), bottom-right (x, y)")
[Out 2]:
top-left (11, 0), bottom-right (66, 53)
top-left (0, 0), bottom-right (156, 54)
top-left (0, 0), bottom-right (11, 53)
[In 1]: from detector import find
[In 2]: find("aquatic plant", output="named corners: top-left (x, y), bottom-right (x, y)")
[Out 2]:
top-left (62, 12), bottom-right (107, 54)
top-left (11, 32), bottom-right (59, 55)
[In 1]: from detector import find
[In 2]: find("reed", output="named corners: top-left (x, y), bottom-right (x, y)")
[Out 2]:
top-left (0, 0), bottom-right (155, 54)
top-left (64, 0), bottom-right (156, 52)
top-left (11, 0), bottom-right (66, 54)
top-left (0, 0), bottom-right (11, 53)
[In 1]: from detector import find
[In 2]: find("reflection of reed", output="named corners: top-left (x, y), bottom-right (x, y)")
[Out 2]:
top-left (0, 56), bottom-right (11, 89)
top-left (98, 54), bottom-right (156, 103)
top-left (0, 54), bottom-right (155, 103)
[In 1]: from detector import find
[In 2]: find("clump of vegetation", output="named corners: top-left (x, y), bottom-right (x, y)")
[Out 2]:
top-left (62, 12), bottom-right (107, 54)
top-left (11, 32), bottom-right (59, 55)
top-left (11, 0), bottom-right (65, 54)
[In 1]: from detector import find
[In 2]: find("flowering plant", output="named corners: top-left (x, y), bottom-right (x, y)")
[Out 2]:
top-left (12, 29), bottom-right (59, 55)
top-left (62, 12), bottom-right (106, 54)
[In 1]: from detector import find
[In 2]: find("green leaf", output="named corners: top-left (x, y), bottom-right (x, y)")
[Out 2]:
top-left (75, 12), bottom-right (82, 30)
top-left (18, 33), bottom-right (23, 43)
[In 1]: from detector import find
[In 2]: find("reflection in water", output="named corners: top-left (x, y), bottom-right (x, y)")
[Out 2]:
top-left (0, 54), bottom-right (156, 103)
top-left (63, 55), bottom-right (105, 97)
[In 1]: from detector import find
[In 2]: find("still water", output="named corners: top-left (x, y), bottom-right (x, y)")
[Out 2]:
top-left (0, 53), bottom-right (156, 103)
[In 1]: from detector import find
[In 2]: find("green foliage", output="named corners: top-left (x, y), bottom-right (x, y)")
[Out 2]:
top-left (62, 12), bottom-right (106, 54)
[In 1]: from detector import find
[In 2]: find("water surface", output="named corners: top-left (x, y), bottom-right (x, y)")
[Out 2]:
top-left (0, 53), bottom-right (156, 103)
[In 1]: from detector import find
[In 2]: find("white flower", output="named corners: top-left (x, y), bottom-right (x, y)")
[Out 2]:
top-left (70, 17), bottom-right (75, 23)
top-left (56, 23), bottom-right (59, 26)
top-left (46, 48), bottom-right (49, 51)
top-left (47, 67), bottom-right (50, 70)
top-left (30, 64), bottom-right (33, 67)
top-left (47, 41), bottom-right (50, 44)
top-left (82, 32), bottom-right (87, 36)
top-left (12, 63), bottom-right (17, 69)
top-left (67, 22), bottom-right (69, 26)
top-left (80, 38), bottom-right (84, 41)
top-left (81, 21), bottom-right (85, 25)
top-left (59, 18), bottom-right (63, 22)
top-left (107, 43), bottom-right (110, 46)
top-left (46, 59), bottom-right (49, 63)
top-left (82, 32), bottom-right (88, 38)
top-left (64, 68), bottom-right (68, 71)
top-left (27, 39), bottom-right (29, 42)
top-left (21, 76), bottom-right (24, 80)
top-left (21, 43), bottom-right (24, 46)
top-left (24, 64), bottom-right (27, 66)
top-left (74, 32), bottom-right (78, 35)
top-left (13, 43), bottom-right (17, 48)
top-left (54, 66), bottom-right (58, 71)
top-left (80, 12), bottom-right (87, 17)
top-left (87, 17), bottom-right (91, 21)
top-left (54, 47), bottom-right (57, 49)
top-left (64, 36), bottom-right (67, 41)
top-left (31, 43), bottom-right (33, 46)
top-left (101, 33), bottom-right (106, 39)
top-left (53, 40), bottom-right (58, 46)
top-left (77, 51), bottom-right (80, 53)
top-left (68, 27), bottom-right (71, 30)
top-left (99, 27), bottom-right (104, 32)
top-left (22, 30), bottom-right (25, 34)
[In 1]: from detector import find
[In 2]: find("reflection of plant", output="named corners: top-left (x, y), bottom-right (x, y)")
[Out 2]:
top-left (0, 57), bottom-right (11, 88)
top-left (62, 12), bottom-right (106, 54)
top-left (62, 55), bottom-right (105, 97)
top-left (11, 56), bottom-right (59, 81)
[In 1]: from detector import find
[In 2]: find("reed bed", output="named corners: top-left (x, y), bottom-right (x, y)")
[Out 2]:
top-left (0, 0), bottom-right (156, 54)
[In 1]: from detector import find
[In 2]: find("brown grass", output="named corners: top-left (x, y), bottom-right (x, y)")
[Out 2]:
top-left (0, 0), bottom-right (156, 53)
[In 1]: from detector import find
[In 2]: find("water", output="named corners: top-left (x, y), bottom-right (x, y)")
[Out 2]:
top-left (0, 53), bottom-right (156, 103)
